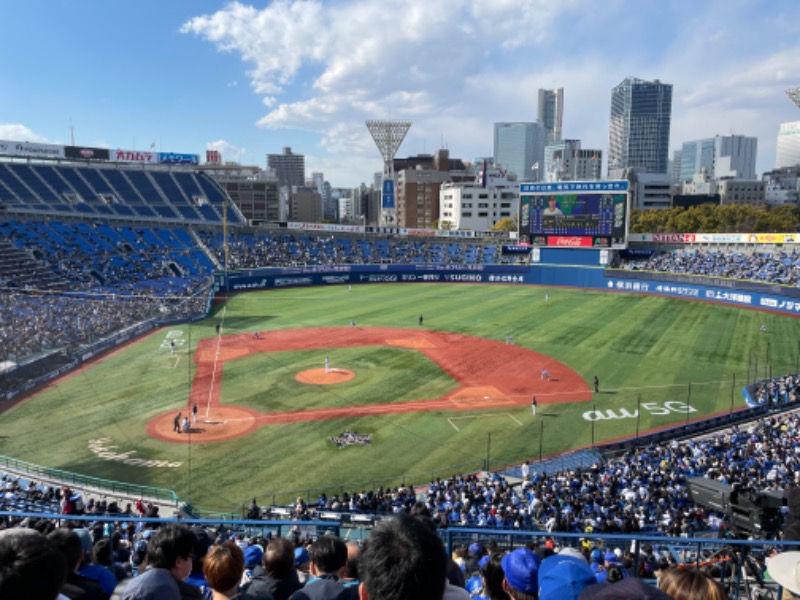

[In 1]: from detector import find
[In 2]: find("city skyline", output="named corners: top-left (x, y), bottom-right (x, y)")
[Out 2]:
top-left (1, 0), bottom-right (799, 188)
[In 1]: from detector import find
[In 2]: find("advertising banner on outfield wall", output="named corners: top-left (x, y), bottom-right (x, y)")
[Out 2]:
top-left (287, 222), bottom-right (365, 233)
top-left (216, 263), bottom-right (800, 318)
top-left (0, 140), bottom-right (65, 159)
top-left (604, 277), bottom-right (800, 317)
top-left (629, 233), bottom-right (798, 244)
top-left (217, 264), bottom-right (528, 291)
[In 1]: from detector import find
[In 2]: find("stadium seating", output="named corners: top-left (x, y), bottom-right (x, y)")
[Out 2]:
top-left (7, 159), bottom-right (800, 562)
top-left (0, 162), bottom-right (244, 225)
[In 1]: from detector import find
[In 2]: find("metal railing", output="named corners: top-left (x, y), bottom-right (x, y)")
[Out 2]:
top-left (0, 455), bottom-right (179, 506)
top-left (0, 511), bottom-right (789, 600)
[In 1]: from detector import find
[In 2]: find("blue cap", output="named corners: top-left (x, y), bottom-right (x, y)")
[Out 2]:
top-left (245, 544), bottom-right (264, 567)
top-left (591, 549), bottom-right (603, 563)
top-left (466, 575), bottom-right (484, 595)
top-left (295, 546), bottom-right (310, 568)
top-left (469, 543), bottom-right (481, 555)
top-left (539, 555), bottom-right (596, 600)
top-left (604, 551), bottom-right (618, 564)
top-left (501, 549), bottom-right (541, 595)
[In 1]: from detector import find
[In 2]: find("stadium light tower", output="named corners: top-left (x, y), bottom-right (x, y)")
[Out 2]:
top-left (366, 119), bottom-right (411, 227)
top-left (787, 86), bottom-right (800, 111)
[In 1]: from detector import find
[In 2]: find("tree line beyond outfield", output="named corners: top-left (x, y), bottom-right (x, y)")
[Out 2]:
top-left (630, 204), bottom-right (800, 234)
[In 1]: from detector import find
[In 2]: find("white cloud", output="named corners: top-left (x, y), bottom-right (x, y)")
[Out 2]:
top-left (183, 0), bottom-right (800, 185)
top-left (0, 124), bottom-right (53, 144)
top-left (206, 139), bottom-right (247, 163)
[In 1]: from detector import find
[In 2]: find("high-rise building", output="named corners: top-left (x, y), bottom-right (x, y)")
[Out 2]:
top-left (763, 166), bottom-right (800, 206)
top-left (679, 139), bottom-right (715, 183)
top-left (267, 146), bottom-right (305, 189)
top-left (290, 188), bottom-right (322, 222)
top-left (439, 174), bottom-right (518, 232)
top-left (544, 140), bottom-right (579, 181)
top-left (776, 122), bottom-right (800, 169)
top-left (671, 149), bottom-right (683, 183)
top-left (395, 149), bottom-right (464, 228)
top-left (537, 88), bottom-right (564, 143)
top-left (608, 77), bottom-right (673, 175)
top-left (493, 122), bottom-right (547, 182)
top-left (678, 135), bottom-right (757, 182)
top-left (714, 135), bottom-right (757, 179)
top-left (543, 140), bottom-right (601, 181)
top-left (219, 179), bottom-right (280, 225)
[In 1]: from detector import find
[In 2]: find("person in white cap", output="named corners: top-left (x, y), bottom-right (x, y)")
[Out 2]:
top-left (767, 551), bottom-right (800, 596)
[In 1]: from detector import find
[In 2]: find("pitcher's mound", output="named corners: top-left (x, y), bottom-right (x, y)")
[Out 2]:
top-left (296, 368), bottom-right (355, 384)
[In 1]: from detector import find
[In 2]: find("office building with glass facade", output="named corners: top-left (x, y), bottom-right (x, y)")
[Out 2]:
top-left (608, 77), bottom-right (672, 175)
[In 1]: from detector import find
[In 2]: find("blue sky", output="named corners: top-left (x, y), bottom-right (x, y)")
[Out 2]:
top-left (1, 0), bottom-right (799, 188)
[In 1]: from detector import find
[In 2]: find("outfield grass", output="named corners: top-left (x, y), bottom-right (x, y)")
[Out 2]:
top-left (0, 283), bottom-right (797, 512)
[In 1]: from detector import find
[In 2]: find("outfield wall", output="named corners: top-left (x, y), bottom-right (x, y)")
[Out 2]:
top-left (216, 249), bottom-right (800, 318)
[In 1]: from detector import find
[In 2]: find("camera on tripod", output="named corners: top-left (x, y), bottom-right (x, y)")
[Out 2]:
top-left (686, 477), bottom-right (783, 538)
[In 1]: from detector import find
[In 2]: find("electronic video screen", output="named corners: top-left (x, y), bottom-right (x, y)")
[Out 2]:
top-left (519, 186), bottom-right (628, 248)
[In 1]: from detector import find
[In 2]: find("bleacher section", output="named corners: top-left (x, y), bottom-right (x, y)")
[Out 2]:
top-left (0, 162), bottom-right (245, 225)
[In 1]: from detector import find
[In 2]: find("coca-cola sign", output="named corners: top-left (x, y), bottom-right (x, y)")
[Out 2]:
top-left (549, 236), bottom-right (593, 247)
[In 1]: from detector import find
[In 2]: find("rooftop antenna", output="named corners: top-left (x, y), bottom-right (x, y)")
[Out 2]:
top-left (70, 119), bottom-right (75, 146)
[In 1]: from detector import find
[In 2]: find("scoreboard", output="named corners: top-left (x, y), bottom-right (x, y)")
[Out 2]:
top-left (519, 180), bottom-right (629, 249)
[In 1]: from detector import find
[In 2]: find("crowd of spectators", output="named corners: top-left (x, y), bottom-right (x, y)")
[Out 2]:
top-left (0, 218), bottom-right (509, 368)
top-left (4, 377), bottom-right (800, 598)
top-left (254, 385), bottom-right (800, 539)
top-left (7, 217), bottom-right (800, 373)
top-left (750, 373), bottom-right (800, 406)
top-left (623, 249), bottom-right (800, 286)
top-left (6, 371), bottom-right (800, 544)
top-left (1, 219), bottom-right (212, 369)
top-left (199, 230), bottom-right (506, 270)
top-left (1, 509), bottom-right (791, 600)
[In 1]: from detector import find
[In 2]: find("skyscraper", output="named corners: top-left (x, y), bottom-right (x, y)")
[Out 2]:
top-left (714, 135), bottom-right (757, 179)
top-left (677, 135), bottom-right (757, 181)
top-left (537, 88), bottom-right (563, 143)
top-left (608, 77), bottom-right (673, 175)
top-left (267, 146), bottom-right (305, 189)
top-left (679, 138), bottom-right (715, 182)
top-left (776, 122), bottom-right (800, 169)
top-left (493, 122), bottom-right (546, 182)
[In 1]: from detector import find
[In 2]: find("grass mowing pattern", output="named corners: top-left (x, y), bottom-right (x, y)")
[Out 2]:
top-left (223, 347), bottom-right (459, 413)
top-left (0, 284), bottom-right (797, 511)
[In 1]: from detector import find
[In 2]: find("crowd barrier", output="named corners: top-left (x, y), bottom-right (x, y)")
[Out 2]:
top-left (0, 511), bottom-right (791, 600)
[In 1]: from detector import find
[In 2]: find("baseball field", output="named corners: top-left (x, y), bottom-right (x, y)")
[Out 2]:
top-left (0, 283), bottom-right (796, 513)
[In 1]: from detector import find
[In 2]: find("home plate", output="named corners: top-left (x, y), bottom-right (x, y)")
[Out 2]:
top-left (484, 396), bottom-right (489, 399)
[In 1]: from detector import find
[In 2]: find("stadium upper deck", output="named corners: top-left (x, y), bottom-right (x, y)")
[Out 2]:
top-left (0, 160), bottom-right (245, 225)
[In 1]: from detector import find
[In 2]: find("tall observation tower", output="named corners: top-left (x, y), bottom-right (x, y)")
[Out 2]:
top-left (366, 119), bottom-right (411, 226)
top-left (787, 87), bottom-right (800, 110)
